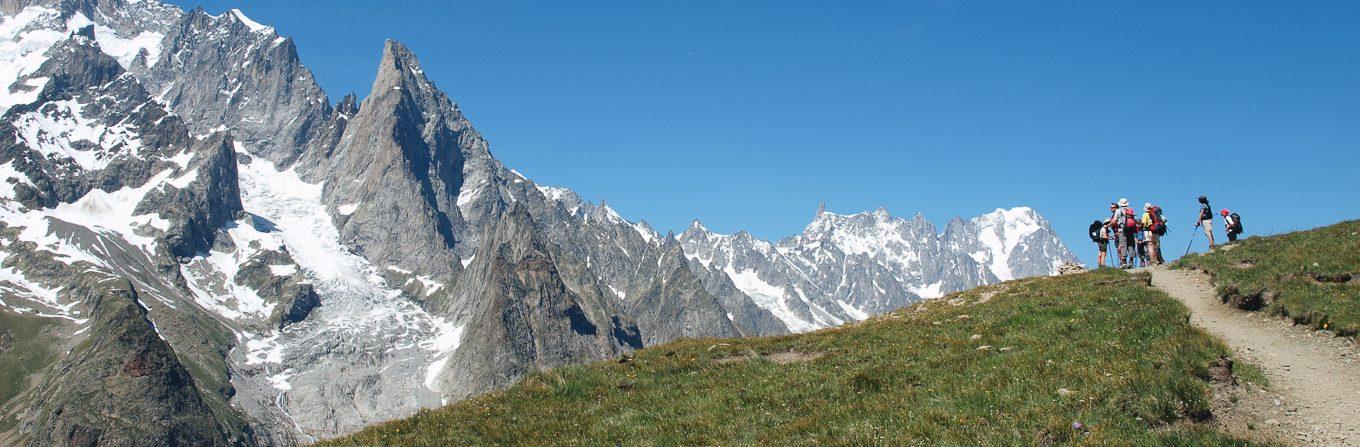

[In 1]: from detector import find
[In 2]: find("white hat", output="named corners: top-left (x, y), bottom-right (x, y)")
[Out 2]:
top-left (1118, 198), bottom-right (1129, 207)
top-left (1144, 202), bottom-right (1152, 209)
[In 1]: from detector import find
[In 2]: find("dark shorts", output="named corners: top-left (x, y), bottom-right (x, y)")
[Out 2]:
top-left (1096, 240), bottom-right (1108, 252)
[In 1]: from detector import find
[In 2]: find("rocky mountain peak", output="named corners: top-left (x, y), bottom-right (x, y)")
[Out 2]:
top-left (680, 219), bottom-right (720, 242)
top-left (38, 27), bottom-right (123, 92)
top-left (372, 39), bottom-right (435, 97)
top-left (226, 8), bottom-right (272, 34)
top-left (336, 92), bottom-right (360, 116)
top-left (582, 200), bottom-right (625, 226)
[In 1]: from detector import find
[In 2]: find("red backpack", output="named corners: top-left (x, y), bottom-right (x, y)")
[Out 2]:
top-left (1147, 206), bottom-right (1166, 235)
top-left (1123, 208), bottom-right (1139, 230)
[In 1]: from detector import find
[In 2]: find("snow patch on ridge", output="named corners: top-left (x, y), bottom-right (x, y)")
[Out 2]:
top-left (66, 12), bottom-right (164, 69)
top-left (723, 267), bottom-right (817, 333)
top-left (229, 9), bottom-right (272, 34)
top-left (0, 6), bottom-right (64, 112)
top-left (1, 7), bottom-right (163, 114)
top-left (6, 169), bottom-right (175, 265)
top-left (13, 99), bottom-right (148, 171)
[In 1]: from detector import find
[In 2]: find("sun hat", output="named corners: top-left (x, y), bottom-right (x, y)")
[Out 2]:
top-left (1221, 209), bottom-right (1229, 216)
top-left (1144, 202), bottom-right (1152, 210)
top-left (1118, 198), bottom-right (1130, 207)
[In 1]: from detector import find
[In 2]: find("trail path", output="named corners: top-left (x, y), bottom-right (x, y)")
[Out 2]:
top-left (1149, 267), bottom-right (1360, 446)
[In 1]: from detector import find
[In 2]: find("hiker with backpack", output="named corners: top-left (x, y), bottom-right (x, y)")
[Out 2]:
top-left (1154, 204), bottom-right (1167, 261)
top-left (1117, 198), bottom-right (1140, 268)
top-left (1196, 196), bottom-right (1216, 247)
top-left (1088, 219), bottom-right (1111, 267)
top-left (1142, 203), bottom-right (1166, 265)
top-left (1106, 203), bottom-right (1125, 267)
top-left (1221, 209), bottom-right (1244, 242)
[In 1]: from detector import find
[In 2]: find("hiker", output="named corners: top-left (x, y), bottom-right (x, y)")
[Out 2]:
top-left (1221, 209), bottom-right (1244, 242)
top-left (1153, 204), bottom-right (1167, 262)
top-left (1118, 198), bottom-right (1139, 268)
top-left (1197, 196), bottom-right (1216, 247)
top-left (1088, 219), bottom-right (1110, 267)
top-left (1141, 203), bottom-right (1165, 265)
top-left (1135, 230), bottom-right (1148, 267)
top-left (1107, 203), bottom-right (1125, 266)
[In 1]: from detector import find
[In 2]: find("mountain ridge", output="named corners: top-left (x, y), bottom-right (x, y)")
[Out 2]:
top-left (0, 1), bottom-right (1079, 445)
top-left (674, 204), bottom-right (1077, 332)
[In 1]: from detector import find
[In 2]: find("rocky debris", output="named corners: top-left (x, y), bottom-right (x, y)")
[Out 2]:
top-left (268, 283), bottom-right (318, 329)
top-left (1057, 262), bottom-right (1086, 275)
top-left (713, 349), bottom-right (825, 365)
top-left (1221, 285), bottom-right (1268, 311)
top-left (1309, 272), bottom-right (1354, 284)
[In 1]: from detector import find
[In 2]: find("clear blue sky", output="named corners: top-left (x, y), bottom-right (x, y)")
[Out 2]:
top-left (169, 1), bottom-right (1359, 265)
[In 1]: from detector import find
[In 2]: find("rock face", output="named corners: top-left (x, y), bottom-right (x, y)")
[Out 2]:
top-left (436, 205), bottom-right (636, 400)
top-left (678, 206), bottom-right (1079, 332)
top-left (135, 5), bottom-right (335, 166)
top-left (318, 40), bottom-right (466, 277)
top-left (0, 1), bottom-right (1080, 445)
top-left (22, 280), bottom-right (245, 447)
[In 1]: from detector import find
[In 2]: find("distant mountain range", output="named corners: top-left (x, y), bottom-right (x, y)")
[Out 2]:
top-left (0, 1), bottom-right (1076, 445)
top-left (677, 205), bottom-right (1076, 332)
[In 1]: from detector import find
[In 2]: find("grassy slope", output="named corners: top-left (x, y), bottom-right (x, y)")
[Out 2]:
top-left (1176, 220), bottom-right (1360, 336)
top-left (0, 311), bottom-right (61, 433)
top-left (323, 270), bottom-right (1265, 446)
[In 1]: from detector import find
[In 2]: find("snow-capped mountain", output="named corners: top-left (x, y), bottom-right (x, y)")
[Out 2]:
top-left (0, 1), bottom-right (1076, 445)
top-left (678, 205), bottom-right (1078, 332)
top-left (0, 2), bottom-right (764, 444)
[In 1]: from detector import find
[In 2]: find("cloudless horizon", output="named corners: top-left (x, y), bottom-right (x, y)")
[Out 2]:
top-left (169, 1), bottom-right (1359, 266)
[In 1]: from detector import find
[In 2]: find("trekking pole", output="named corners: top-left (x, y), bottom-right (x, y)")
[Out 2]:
top-left (1184, 222), bottom-right (1199, 256)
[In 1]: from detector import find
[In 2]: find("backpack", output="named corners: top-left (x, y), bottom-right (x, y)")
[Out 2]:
top-left (1147, 212), bottom-right (1166, 236)
top-left (1088, 220), bottom-right (1105, 242)
top-left (1123, 209), bottom-right (1138, 230)
top-left (1229, 213), bottom-right (1243, 233)
top-left (1150, 206), bottom-right (1168, 235)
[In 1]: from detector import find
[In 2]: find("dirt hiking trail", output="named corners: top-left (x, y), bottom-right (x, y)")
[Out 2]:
top-left (1149, 267), bottom-right (1360, 446)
